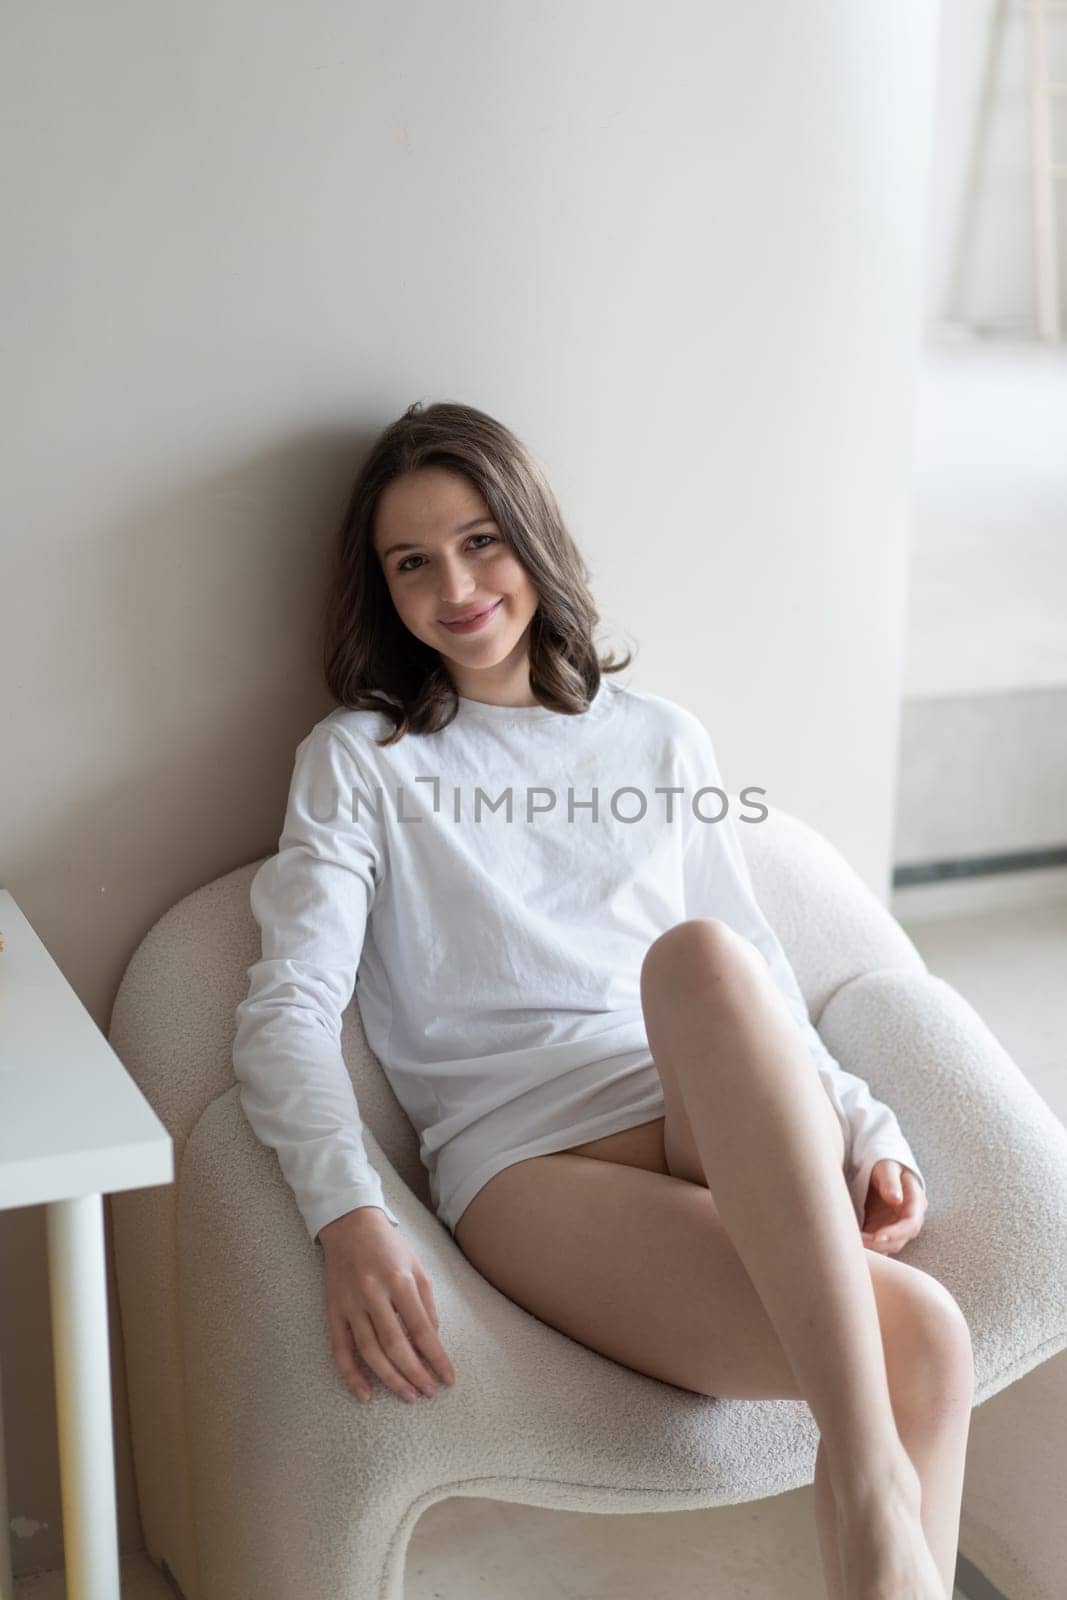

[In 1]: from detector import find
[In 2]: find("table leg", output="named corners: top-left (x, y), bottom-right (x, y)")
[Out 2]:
top-left (0, 1337), bottom-right (13, 1600)
top-left (45, 1194), bottom-right (120, 1600)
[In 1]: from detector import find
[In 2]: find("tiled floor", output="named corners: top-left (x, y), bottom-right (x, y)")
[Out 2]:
top-left (19, 887), bottom-right (1065, 1600)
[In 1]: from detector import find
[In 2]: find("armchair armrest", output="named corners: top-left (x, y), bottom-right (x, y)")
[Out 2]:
top-left (816, 967), bottom-right (1067, 1405)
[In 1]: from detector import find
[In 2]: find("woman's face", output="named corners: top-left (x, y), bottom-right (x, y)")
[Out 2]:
top-left (373, 466), bottom-right (542, 698)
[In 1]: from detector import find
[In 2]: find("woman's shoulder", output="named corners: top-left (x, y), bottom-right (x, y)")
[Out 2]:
top-left (606, 680), bottom-right (712, 750)
top-left (320, 698), bottom-right (398, 742)
top-left (288, 701), bottom-right (400, 773)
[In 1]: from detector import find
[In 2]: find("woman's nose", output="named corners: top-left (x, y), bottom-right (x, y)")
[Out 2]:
top-left (437, 563), bottom-right (477, 602)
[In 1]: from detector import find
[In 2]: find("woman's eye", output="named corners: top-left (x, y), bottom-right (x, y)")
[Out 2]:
top-left (396, 533), bottom-right (496, 574)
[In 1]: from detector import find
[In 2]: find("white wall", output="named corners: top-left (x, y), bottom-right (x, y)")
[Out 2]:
top-left (0, 2), bottom-right (939, 1576)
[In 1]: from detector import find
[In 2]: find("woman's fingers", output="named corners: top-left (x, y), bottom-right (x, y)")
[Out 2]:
top-left (863, 1223), bottom-right (912, 1252)
top-left (395, 1277), bottom-right (456, 1386)
top-left (357, 1280), bottom-right (448, 1398)
top-left (861, 1167), bottom-right (928, 1251)
top-left (350, 1306), bottom-right (430, 1401)
top-left (329, 1318), bottom-right (372, 1401)
top-left (415, 1265), bottom-right (440, 1330)
top-left (862, 1199), bottom-right (925, 1252)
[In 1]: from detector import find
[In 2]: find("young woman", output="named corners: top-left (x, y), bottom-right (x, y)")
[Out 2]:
top-left (233, 400), bottom-right (973, 1600)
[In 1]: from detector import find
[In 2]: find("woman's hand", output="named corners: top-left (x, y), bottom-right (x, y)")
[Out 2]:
top-left (860, 1161), bottom-right (927, 1255)
top-left (318, 1206), bottom-right (457, 1404)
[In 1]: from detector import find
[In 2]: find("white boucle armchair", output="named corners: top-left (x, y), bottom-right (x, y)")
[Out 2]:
top-left (107, 804), bottom-right (1067, 1600)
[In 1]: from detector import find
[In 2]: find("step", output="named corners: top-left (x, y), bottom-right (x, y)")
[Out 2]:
top-left (893, 684), bottom-right (1067, 875)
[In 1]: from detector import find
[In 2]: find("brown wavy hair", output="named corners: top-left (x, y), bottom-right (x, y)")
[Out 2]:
top-left (322, 399), bottom-right (635, 746)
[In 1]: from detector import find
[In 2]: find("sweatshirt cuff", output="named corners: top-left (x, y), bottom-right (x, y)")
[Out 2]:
top-left (305, 1185), bottom-right (402, 1247)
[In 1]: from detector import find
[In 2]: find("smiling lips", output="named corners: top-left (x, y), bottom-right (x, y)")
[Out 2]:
top-left (439, 600), bottom-right (501, 632)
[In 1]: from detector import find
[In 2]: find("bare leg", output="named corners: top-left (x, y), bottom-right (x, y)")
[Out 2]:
top-left (814, 1437), bottom-right (846, 1599)
top-left (640, 918), bottom-right (956, 1596)
top-left (454, 1137), bottom-right (970, 1600)
top-left (815, 1363), bottom-right (973, 1597)
top-left (645, 924), bottom-right (974, 1596)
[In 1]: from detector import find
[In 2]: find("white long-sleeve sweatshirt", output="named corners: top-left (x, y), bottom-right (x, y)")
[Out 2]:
top-left (232, 678), bottom-right (925, 1244)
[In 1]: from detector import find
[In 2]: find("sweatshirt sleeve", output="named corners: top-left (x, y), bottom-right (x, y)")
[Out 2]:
top-left (233, 721), bottom-right (402, 1245)
top-left (674, 712), bottom-right (926, 1227)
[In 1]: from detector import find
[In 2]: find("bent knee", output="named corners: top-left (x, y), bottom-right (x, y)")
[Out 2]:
top-left (875, 1261), bottom-right (975, 1418)
top-left (641, 918), bottom-right (765, 995)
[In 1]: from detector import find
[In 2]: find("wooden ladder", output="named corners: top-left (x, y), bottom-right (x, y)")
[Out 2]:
top-left (1027, 0), bottom-right (1067, 339)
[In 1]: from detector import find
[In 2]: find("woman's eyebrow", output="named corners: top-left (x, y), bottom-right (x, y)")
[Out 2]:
top-left (381, 517), bottom-right (496, 560)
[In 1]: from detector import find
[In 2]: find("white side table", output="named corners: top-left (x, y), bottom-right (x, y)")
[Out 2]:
top-left (0, 888), bottom-right (173, 1599)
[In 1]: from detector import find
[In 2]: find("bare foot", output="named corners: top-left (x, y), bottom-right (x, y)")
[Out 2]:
top-left (834, 1466), bottom-right (945, 1600)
